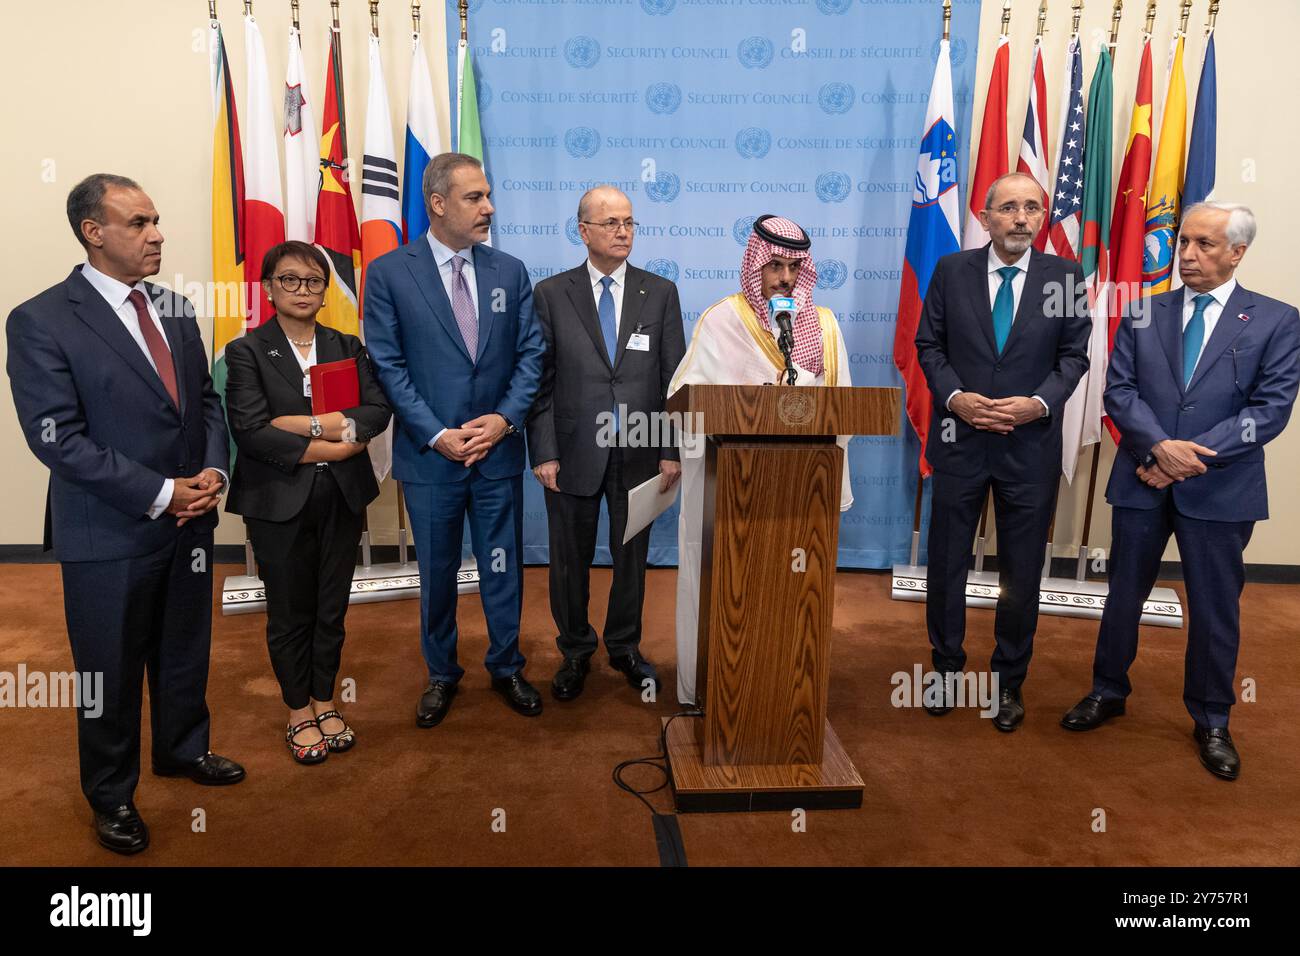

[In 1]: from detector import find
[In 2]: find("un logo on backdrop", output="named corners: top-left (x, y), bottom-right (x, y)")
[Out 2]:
top-left (645, 258), bottom-right (680, 283)
top-left (565, 127), bottom-right (601, 159)
top-left (477, 79), bottom-right (493, 112)
top-left (645, 172), bottom-right (681, 203)
top-left (933, 37), bottom-right (968, 67)
top-left (816, 259), bottom-right (848, 290)
top-left (733, 215), bottom-right (757, 245)
top-left (815, 172), bottom-right (852, 203)
top-left (735, 127), bottom-right (772, 159)
top-left (565, 36), bottom-right (601, 69)
top-left (565, 217), bottom-right (583, 245)
top-left (645, 82), bottom-right (682, 115)
top-left (816, 0), bottom-right (852, 12)
top-left (818, 82), bottom-right (854, 115)
top-left (737, 37), bottom-right (774, 70)
top-left (640, 0), bottom-right (676, 14)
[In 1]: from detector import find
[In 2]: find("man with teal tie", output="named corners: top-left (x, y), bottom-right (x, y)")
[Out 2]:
top-left (1061, 202), bottom-right (1300, 780)
top-left (915, 172), bottom-right (1090, 731)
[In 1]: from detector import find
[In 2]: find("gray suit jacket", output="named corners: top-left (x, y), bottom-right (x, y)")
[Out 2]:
top-left (526, 262), bottom-right (686, 496)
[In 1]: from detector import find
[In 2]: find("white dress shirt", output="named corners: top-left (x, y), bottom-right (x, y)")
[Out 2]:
top-left (80, 261), bottom-right (227, 519)
top-left (1182, 277), bottom-right (1237, 376)
top-left (586, 258), bottom-right (628, 336)
top-left (946, 245), bottom-right (1048, 418)
top-left (425, 233), bottom-right (480, 448)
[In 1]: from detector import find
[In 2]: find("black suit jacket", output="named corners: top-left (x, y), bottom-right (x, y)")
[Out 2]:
top-left (6, 266), bottom-right (228, 561)
top-left (526, 262), bottom-right (686, 496)
top-left (915, 244), bottom-right (1090, 482)
top-left (224, 320), bottom-right (392, 522)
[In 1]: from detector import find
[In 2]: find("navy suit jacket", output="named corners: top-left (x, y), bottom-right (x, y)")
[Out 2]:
top-left (915, 245), bottom-right (1091, 482)
top-left (1104, 283), bottom-right (1300, 521)
top-left (362, 235), bottom-right (544, 484)
top-left (6, 266), bottom-right (229, 561)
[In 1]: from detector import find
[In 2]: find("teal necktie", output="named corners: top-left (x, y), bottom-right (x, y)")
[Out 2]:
top-left (1184, 293), bottom-right (1213, 386)
top-left (992, 266), bottom-right (1019, 354)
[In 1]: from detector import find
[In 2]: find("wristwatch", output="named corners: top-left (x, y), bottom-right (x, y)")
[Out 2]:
top-left (498, 413), bottom-right (517, 436)
top-left (310, 416), bottom-right (323, 438)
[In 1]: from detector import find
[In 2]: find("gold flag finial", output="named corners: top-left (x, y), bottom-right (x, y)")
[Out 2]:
top-left (291, 0), bottom-right (300, 30)
top-left (1037, 0), bottom-right (1048, 38)
top-left (942, 0), bottom-right (951, 42)
top-left (209, 0), bottom-right (218, 19)
top-left (459, 0), bottom-right (468, 42)
top-left (370, 1), bottom-right (380, 37)
top-left (330, 0), bottom-right (340, 29)
top-left (1110, 0), bottom-right (1123, 45)
top-left (244, 0), bottom-right (252, 15)
top-left (1208, 0), bottom-right (1221, 32)
top-left (1179, 0), bottom-right (1193, 33)
top-left (1144, 0), bottom-right (1157, 35)
top-left (412, 0), bottom-right (421, 35)
top-left (1071, 0), bottom-right (1083, 35)
top-left (1001, 0), bottom-right (1012, 36)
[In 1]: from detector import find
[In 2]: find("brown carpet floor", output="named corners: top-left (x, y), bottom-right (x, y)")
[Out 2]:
top-left (0, 564), bottom-right (1297, 867)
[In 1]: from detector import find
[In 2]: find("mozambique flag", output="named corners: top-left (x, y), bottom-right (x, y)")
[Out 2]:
top-left (208, 18), bottom-right (246, 461)
top-left (1144, 33), bottom-right (1188, 294)
top-left (314, 26), bottom-right (362, 337)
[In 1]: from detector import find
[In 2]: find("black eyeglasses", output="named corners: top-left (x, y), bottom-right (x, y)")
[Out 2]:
top-left (274, 274), bottom-right (328, 294)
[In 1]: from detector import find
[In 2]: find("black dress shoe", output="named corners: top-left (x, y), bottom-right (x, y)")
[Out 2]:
top-left (492, 673), bottom-right (543, 716)
top-left (1060, 693), bottom-right (1126, 731)
top-left (1194, 726), bottom-right (1241, 781)
top-left (924, 671), bottom-right (959, 716)
top-left (609, 650), bottom-right (661, 695)
top-left (551, 657), bottom-right (591, 701)
top-left (93, 804), bottom-right (149, 855)
top-left (416, 680), bottom-right (458, 728)
top-left (152, 752), bottom-right (245, 785)
top-left (992, 687), bottom-right (1024, 732)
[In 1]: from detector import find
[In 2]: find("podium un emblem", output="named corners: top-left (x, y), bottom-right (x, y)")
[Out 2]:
top-left (777, 390), bottom-right (815, 426)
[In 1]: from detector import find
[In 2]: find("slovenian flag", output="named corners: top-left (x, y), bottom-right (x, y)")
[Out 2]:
top-left (893, 38), bottom-right (962, 477)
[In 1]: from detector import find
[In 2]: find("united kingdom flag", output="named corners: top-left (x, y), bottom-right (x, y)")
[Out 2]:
top-left (1046, 35), bottom-right (1085, 261)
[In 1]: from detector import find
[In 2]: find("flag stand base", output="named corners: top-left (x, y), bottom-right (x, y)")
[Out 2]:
top-left (222, 557), bottom-right (481, 616)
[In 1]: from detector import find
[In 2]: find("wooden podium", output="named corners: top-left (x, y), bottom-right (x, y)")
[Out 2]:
top-left (663, 384), bottom-right (900, 812)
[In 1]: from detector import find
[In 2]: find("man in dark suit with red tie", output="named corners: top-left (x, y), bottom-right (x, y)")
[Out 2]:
top-left (1061, 202), bottom-right (1300, 780)
top-left (6, 174), bottom-right (244, 855)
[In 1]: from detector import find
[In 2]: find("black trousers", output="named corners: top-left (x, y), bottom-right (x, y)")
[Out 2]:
top-left (925, 469), bottom-right (1057, 690)
top-left (544, 448), bottom-right (651, 660)
top-left (244, 467), bottom-right (364, 709)
top-left (61, 523), bottom-right (214, 812)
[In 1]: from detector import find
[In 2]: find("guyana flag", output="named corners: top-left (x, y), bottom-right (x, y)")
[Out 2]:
top-left (208, 18), bottom-right (245, 461)
top-left (314, 26), bottom-right (362, 337)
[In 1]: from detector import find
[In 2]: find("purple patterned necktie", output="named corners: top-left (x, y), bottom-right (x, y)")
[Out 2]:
top-left (450, 254), bottom-right (478, 361)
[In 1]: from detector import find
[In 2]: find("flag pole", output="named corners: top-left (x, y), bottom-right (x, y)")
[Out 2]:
top-left (291, 0), bottom-right (299, 30)
top-left (1036, 0), bottom-right (1047, 39)
top-left (331, 0), bottom-right (340, 31)
top-left (1001, 0), bottom-right (1012, 36)
top-left (1072, 0), bottom-right (1083, 36)
top-left (411, 0), bottom-right (421, 35)
top-left (370, 0), bottom-right (380, 37)
top-left (1076, 441), bottom-right (1102, 580)
top-left (1179, 0), bottom-right (1192, 34)
top-left (1207, 0), bottom-right (1220, 33)
top-left (209, 1), bottom-right (218, 19)
top-left (909, 475), bottom-right (923, 568)
top-left (1110, 1), bottom-right (1123, 47)
top-left (1144, 0), bottom-right (1156, 38)
top-left (942, 0), bottom-right (951, 42)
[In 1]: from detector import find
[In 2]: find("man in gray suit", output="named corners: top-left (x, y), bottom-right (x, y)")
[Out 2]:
top-left (526, 185), bottom-right (686, 701)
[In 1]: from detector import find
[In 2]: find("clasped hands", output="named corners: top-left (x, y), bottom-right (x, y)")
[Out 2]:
top-left (436, 413), bottom-right (510, 467)
top-left (1136, 439), bottom-right (1217, 489)
top-left (166, 468), bottom-right (225, 527)
top-left (949, 392), bottom-right (1045, 433)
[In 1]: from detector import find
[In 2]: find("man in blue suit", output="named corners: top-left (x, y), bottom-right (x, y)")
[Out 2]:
top-left (1061, 202), bottom-right (1300, 781)
top-left (364, 153), bottom-right (546, 725)
top-left (7, 174), bottom-right (245, 855)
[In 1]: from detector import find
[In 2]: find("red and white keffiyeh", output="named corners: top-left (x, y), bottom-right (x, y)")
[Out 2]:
top-left (740, 215), bottom-right (824, 376)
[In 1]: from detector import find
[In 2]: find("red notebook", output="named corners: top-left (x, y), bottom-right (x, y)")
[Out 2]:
top-left (309, 358), bottom-right (360, 415)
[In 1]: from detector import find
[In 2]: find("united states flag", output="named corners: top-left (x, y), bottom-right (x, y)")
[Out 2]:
top-left (1046, 35), bottom-right (1085, 260)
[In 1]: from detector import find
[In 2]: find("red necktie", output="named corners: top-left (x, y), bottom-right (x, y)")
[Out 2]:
top-left (127, 289), bottom-right (179, 409)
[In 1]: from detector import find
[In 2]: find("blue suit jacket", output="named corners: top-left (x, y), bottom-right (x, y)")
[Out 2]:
top-left (1104, 284), bottom-right (1300, 521)
top-left (915, 245), bottom-right (1091, 482)
top-left (6, 266), bottom-right (229, 561)
top-left (362, 235), bottom-right (544, 484)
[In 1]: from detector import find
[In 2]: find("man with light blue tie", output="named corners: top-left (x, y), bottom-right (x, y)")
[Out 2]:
top-left (1061, 202), bottom-right (1300, 781)
top-left (915, 172), bottom-right (1090, 731)
top-left (363, 153), bottom-right (546, 725)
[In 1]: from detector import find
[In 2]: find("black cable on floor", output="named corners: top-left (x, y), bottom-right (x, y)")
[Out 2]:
top-left (612, 709), bottom-right (702, 867)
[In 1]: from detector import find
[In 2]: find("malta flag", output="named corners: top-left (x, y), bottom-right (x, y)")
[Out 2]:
top-left (284, 25), bottom-right (319, 243)
top-left (243, 13), bottom-right (285, 328)
top-left (359, 33), bottom-right (401, 484)
top-left (1045, 33), bottom-right (1085, 261)
top-left (1016, 39), bottom-right (1052, 250)
top-left (314, 24), bottom-right (363, 338)
top-left (403, 30), bottom-right (444, 243)
top-left (893, 38), bottom-right (961, 478)
top-left (1061, 44), bottom-right (1114, 482)
top-left (1143, 32), bottom-right (1188, 295)
top-left (208, 18), bottom-right (246, 452)
top-left (1105, 39), bottom-right (1154, 443)
top-left (962, 34), bottom-right (1009, 250)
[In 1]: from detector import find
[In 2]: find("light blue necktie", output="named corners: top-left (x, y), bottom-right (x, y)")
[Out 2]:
top-left (992, 266), bottom-right (1019, 355)
top-left (1184, 293), bottom-right (1213, 386)
top-left (598, 276), bottom-right (619, 432)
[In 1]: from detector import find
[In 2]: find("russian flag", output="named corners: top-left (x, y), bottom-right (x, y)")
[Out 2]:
top-left (894, 39), bottom-right (962, 477)
top-left (402, 31), bottom-right (444, 243)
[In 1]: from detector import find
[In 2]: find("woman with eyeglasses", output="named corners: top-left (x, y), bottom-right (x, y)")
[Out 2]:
top-left (224, 241), bottom-right (392, 764)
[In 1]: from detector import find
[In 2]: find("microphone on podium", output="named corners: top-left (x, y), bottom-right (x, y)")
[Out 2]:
top-left (767, 295), bottom-right (798, 385)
